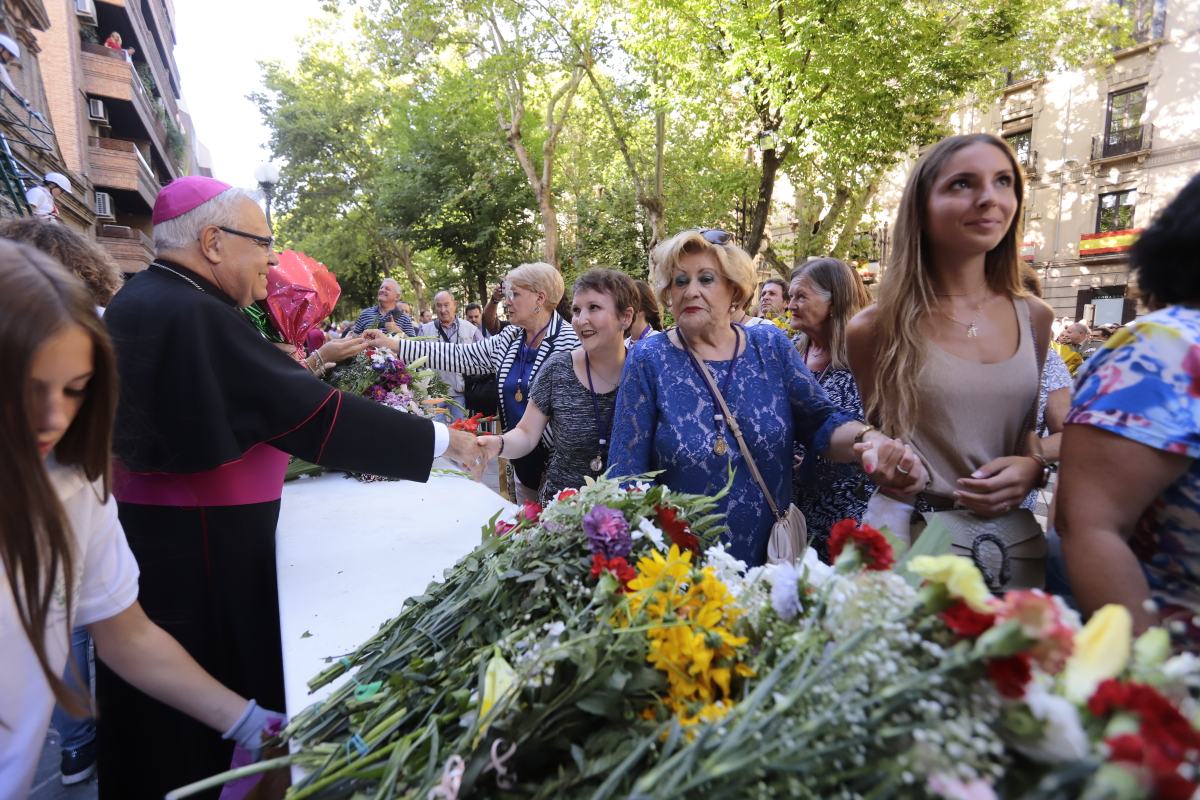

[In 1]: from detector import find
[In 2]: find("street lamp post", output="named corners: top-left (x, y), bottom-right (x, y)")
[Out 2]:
top-left (254, 161), bottom-right (281, 229)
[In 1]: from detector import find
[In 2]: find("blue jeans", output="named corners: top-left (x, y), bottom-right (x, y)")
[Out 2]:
top-left (51, 626), bottom-right (96, 750)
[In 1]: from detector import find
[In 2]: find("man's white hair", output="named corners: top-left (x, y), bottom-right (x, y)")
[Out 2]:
top-left (153, 187), bottom-right (261, 252)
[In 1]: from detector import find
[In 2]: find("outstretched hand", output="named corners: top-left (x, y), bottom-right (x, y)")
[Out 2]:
top-left (317, 336), bottom-right (365, 365)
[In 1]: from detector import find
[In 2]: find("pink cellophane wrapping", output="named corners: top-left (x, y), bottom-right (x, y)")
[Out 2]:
top-left (265, 250), bottom-right (341, 347)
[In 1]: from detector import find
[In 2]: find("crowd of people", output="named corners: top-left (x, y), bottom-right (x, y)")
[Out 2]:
top-left (3, 132), bottom-right (1198, 798)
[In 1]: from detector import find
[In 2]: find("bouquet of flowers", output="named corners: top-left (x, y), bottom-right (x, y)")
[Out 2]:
top-left (326, 347), bottom-right (452, 419)
top-left (179, 478), bottom-right (1199, 799)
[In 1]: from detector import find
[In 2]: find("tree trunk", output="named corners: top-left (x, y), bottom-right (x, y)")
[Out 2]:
top-left (759, 243), bottom-right (790, 279)
top-left (393, 241), bottom-right (427, 311)
top-left (745, 147), bottom-right (782, 259)
top-left (830, 181), bottom-right (879, 260)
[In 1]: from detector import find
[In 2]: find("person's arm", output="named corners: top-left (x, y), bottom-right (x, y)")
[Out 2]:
top-left (365, 326), bottom-right (506, 375)
top-left (846, 305), bottom-right (879, 418)
top-left (1056, 424), bottom-right (1190, 632)
top-left (481, 401), bottom-right (549, 462)
top-left (482, 285), bottom-right (504, 335)
top-left (89, 602), bottom-right (248, 734)
top-left (1039, 386), bottom-right (1070, 462)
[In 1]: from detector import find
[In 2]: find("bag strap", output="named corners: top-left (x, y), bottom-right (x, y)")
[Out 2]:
top-left (686, 332), bottom-right (784, 521)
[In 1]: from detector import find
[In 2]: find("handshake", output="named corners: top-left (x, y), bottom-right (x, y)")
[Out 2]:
top-left (443, 426), bottom-right (508, 482)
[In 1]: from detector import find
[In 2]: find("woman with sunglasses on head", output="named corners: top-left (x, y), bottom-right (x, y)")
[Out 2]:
top-left (367, 262), bottom-right (580, 503)
top-left (477, 269), bottom-right (637, 502)
top-left (0, 242), bottom-right (280, 798)
top-left (607, 229), bottom-right (926, 567)
top-left (847, 134), bottom-right (1055, 560)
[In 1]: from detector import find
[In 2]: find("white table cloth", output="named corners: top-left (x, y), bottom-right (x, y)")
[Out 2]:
top-left (275, 467), bottom-right (514, 716)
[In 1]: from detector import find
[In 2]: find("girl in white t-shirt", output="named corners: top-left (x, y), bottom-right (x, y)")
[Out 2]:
top-left (0, 242), bottom-right (280, 797)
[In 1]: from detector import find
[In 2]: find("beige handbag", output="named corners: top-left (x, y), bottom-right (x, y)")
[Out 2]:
top-left (692, 351), bottom-right (807, 564)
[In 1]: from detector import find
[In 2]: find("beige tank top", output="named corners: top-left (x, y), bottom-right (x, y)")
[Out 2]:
top-left (911, 298), bottom-right (1040, 503)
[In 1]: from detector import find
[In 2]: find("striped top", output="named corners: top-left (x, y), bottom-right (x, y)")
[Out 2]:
top-left (352, 305), bottom-right (417, 337)
top-left (392, 312), bottom-right (579, 444)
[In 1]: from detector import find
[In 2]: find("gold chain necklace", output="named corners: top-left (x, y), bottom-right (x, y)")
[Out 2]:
top-left (935, 293), bottom-right (993, 338)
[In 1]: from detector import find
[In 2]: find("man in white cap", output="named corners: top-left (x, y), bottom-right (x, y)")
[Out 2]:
top-left (99, 176), bottom-right (486, 797)
top-left (24, 172), bottom-right (70, 220)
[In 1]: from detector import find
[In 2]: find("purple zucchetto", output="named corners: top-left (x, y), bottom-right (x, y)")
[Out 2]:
top-left (151, 176), bottom-right (232, 225)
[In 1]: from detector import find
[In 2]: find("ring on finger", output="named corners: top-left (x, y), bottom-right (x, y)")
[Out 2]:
top-left (896, 464), bottom-right (910, 476)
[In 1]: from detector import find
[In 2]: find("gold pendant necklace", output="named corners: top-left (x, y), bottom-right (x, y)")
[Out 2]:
top-left (936, 294), bottom-right (992, 338)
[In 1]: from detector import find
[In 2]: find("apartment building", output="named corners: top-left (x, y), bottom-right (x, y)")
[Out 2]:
top-left (38, 0), bottom-right (200, 272)
top-left (864, 0), bottom-right (1197, 323)
top-left (0, 0), bottom-right (94, 229)
top-left (764, 1), bottom-right (1196, 324)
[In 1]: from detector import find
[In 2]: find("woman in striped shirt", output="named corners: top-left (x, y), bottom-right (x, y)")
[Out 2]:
top-left (367, 262), bottom-right (579, 502)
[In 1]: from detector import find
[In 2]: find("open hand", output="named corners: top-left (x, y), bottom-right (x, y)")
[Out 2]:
top-left (317, 336), bottom-right (365, 364)
top-left (955, 456), bottom-right (1040, 517)
top-left (855, 436), bottom-right (926, 498)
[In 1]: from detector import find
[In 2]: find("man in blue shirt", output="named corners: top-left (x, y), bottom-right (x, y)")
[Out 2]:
top-left (352, 278), bottom-right (416, 335)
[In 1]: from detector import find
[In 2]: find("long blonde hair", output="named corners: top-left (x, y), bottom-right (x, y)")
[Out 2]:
top-left (790, 257), bottom-right (871, 370)
top-left (870, 133), bottom-right (1027, 438)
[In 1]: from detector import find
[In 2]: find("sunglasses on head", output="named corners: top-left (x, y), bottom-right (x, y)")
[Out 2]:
top-left (694, 227), bottom-right (733, 245)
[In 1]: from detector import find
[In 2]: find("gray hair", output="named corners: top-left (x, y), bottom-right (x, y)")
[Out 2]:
top-left (153, 187), bottom-right (260, 252)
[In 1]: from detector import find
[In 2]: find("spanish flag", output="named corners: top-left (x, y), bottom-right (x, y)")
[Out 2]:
top-left (1079, 228), bottom-right (1141, 257)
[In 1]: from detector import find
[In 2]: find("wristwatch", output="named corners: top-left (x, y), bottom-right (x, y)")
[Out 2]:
top-left (1030, 454), bottom-right (1056, 489)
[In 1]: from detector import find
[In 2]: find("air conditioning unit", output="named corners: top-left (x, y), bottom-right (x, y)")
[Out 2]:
top-left (87, 98), bottom-right (107, 122)
top-left (75, 0), bottom-right (97, 23)
top-left (94, 191), bottom-right (114, 219)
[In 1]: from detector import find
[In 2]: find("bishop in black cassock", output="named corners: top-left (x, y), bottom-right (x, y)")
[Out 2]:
top-left (99, 177), bottom-right (482, 798)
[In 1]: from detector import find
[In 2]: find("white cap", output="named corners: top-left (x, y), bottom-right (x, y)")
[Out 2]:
top-left (44, 172), bottom-right (70, 193)
top-left (0, 34), bottom-right (19, 60)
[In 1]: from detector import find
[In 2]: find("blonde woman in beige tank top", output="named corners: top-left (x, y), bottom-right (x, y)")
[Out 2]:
top-left (847, 134), bottom-right (1054, 517)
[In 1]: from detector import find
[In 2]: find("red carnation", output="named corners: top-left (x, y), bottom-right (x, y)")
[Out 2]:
top-left (941, 599), bottom-right (997, 638)
top-left (656, 506), bottom-right (700, 554)
top-left (1088, 678), bottom-right (1132, 717)
top-left (520, 501), bottom-right (542, 524)
top-left (987, 654), bottom-right (1032, 699)
top-left (557, 488), bottom-right (578, 502)
top-left (1153, 773), bottom-right (1199, 800)
top-left (1105, 733), bottom-right (1145, 764)
top-left (827, 519), bottom-right (895, 571)
top-left (590, 553), bottom-right (636, 591)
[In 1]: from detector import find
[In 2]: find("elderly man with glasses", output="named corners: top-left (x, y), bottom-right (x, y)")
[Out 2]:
top-left (99, 176), bottom-right (486, 797)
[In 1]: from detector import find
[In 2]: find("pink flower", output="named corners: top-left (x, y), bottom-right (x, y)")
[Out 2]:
top-left (994, 590), bottom-right (1074, 673)
top-left (495, 519), bottom-right (515, 536)
top-left (520, 501), bottom-right (542, 523)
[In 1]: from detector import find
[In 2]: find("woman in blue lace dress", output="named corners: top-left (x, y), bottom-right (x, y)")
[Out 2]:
top-left (608, 229), bottom-right (927, 567)
top-left (788, 258), bottom-right (874, 561)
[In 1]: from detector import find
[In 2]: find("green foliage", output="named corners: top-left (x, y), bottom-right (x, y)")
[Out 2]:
top-left (261, 0), bottom-right (1119, 300)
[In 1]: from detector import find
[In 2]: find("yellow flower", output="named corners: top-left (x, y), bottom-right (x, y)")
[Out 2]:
top-left (626, 552), bottom-right (752, 726)
top-left (908, 555), bottom-right (994, 613)
top-left (1061, 604), bottom-right (1132, 703)
top-left (479, 647), bottom-right (516, 733)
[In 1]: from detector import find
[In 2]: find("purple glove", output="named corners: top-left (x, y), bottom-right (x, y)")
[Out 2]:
top-left (221, 699), bottom-right (285, 753)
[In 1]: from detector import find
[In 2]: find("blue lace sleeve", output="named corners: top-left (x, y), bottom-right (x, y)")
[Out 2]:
top-left (608, 345), bottom-right (659, 479)
top-left (776, 332), bottom-right (857, 454)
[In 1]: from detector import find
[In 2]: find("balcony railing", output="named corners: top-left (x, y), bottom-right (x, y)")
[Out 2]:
top-left (88, 135), bottom-right (160, 208)
top-left (1092, 124), bottom-right (1153, 161)
top-left (80, 43), bottom-right (178, 181)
